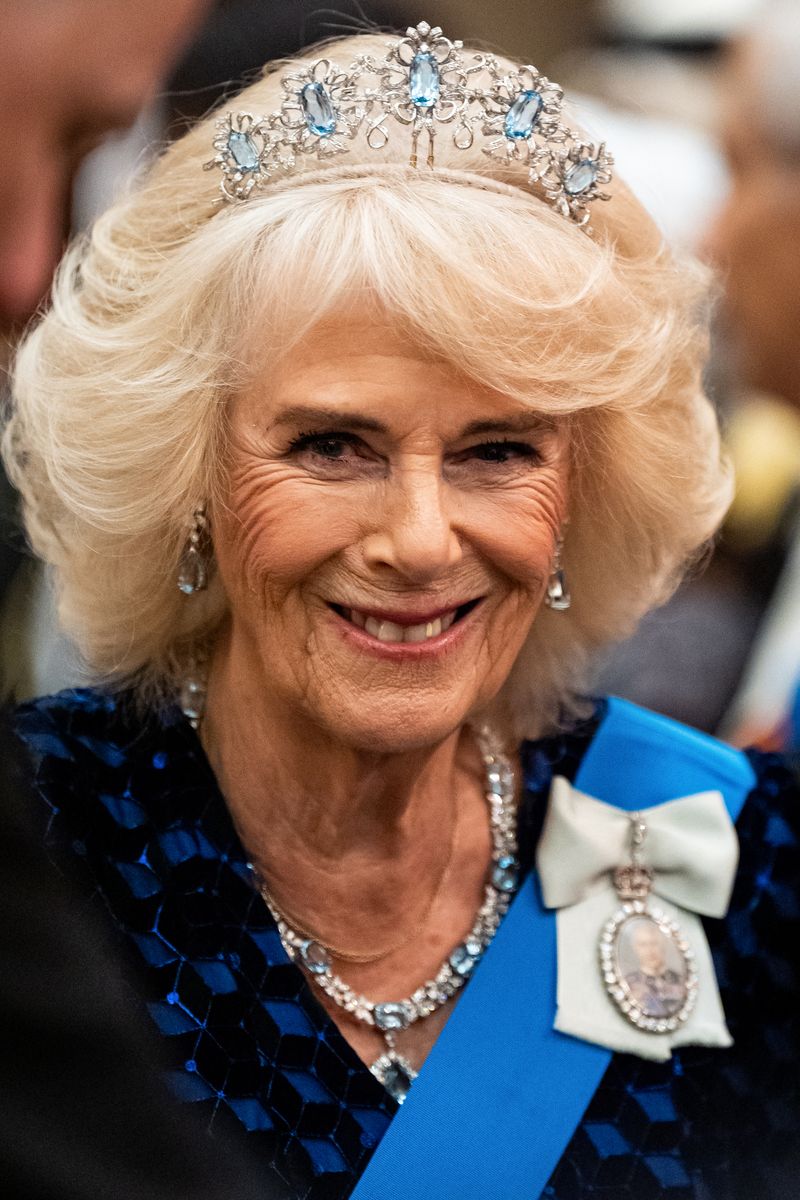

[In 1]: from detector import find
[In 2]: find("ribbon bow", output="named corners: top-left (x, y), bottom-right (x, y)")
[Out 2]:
top-left (535, 776), bottom-right (739, 1062)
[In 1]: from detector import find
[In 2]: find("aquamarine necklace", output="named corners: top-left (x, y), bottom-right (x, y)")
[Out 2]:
top-left (260, 730), bottom-right (520, 1104)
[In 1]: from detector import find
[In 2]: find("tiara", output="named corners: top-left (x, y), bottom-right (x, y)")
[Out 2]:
top-left (204, 21), bottom-right (613, 229)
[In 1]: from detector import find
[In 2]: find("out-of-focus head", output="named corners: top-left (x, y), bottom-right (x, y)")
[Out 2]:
top-left (0, 0), bottom-right (209, 323)
top-left (706, 0), bottom-right (800, 405)
top-left (4, 30), bottom-right (732, 739)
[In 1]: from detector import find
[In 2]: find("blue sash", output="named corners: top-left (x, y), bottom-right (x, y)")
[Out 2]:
top-left (350, 698), bottom-right (755, 1199)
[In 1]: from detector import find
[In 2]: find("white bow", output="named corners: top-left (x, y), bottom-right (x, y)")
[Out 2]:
top-left (535, 776), bottom-right (739, 1062)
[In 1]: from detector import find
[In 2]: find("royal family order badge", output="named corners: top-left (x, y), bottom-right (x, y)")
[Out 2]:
top-left (599, 814), bottom-right (698, 1034)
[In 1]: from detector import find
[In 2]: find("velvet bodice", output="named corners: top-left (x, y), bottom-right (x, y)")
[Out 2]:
top-left (15, 689), bottom-right (800, 1199)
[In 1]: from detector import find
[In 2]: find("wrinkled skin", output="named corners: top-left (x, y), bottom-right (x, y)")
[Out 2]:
top-left (212, 318), bottom-right (569, 756)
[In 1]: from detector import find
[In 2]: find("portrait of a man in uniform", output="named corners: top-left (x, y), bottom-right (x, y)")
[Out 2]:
top-left (619, 917), bottom-right (687, 1019)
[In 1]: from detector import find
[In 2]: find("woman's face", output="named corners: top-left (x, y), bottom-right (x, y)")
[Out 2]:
top-left (214, 316), bottom-right (570, 752)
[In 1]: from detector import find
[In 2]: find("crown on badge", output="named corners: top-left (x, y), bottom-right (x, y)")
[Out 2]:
top-left (203, 21), bottom-right (613, 229)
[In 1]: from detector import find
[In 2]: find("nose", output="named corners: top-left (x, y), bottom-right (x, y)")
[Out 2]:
top-left (361, 466), bottom-right (462, 583)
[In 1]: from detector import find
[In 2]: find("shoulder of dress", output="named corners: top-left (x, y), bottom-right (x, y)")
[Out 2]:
top-left (13, 691), bottom-right (205, 868)
top-left (14, 686), bottom-right (181, 765)
top-left (739, 746), bottom-right (800, 843)
top-left (13, 687), bottom-right (191, 841)
top-left (15, 687), bottom-right (124, 755)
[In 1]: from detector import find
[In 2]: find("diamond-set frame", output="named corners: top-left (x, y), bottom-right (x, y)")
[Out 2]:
top-left (599, 900), bottom-right (699, 1034)
top-left (204, 20), bottom-right (613, 229)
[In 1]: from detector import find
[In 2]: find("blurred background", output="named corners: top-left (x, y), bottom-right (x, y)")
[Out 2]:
top-left (4, 0), bottom-right (800, 750)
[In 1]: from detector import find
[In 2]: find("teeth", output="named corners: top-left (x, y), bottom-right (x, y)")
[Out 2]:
top-left (365, 618), bottom-right (405, 642)
top-left (351, 610), bottom-right (459, 643)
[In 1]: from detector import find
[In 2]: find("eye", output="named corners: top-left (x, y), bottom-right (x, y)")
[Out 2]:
top-left (285, 429), bottom-right (384, 479)
top-left (468, 440), bottom-right (540, 464)
top-left (288, 430), bottom-right (360, 460)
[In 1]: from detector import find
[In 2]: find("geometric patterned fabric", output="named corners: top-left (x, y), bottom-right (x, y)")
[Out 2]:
top-left (16, 689), bottom-right (800, 1199)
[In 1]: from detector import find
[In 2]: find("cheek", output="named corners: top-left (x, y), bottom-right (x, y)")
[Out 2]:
top-left (213, 458), bottom-right (357, 593)
top-left (467, 468), bottom-right (568, 592)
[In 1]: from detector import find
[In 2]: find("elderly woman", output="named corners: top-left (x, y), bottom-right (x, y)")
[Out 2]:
top-left (7, 23), bottom-right (800, 1200)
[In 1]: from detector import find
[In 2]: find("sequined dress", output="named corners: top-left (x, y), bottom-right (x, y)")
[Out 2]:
top-left (15, 689), bottom-right (800, 1200)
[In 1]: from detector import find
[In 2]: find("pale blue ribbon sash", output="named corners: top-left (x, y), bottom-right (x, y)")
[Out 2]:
top-left (349, 698), bottom-right (755, 1200)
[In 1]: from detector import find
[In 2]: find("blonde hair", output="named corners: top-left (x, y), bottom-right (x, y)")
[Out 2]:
top-left (3, 33), bottom-right (732, 736)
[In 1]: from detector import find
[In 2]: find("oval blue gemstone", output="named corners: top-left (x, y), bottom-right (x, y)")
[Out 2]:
top-left (374, 1002), bottom-right (411, 1031)
top-left (492, 854), bottom-right (520, 893)
top-left (300, 939), bottom-right (331, 975)
top-left (409, 51), bottom-right (440, 109)
top-left (227, 131), bottom-right (260, 172)
top-left (503, 90), bottom-right (543, 140)
top-left (449, 944), bottom-right (478, 977)
top-left (301, 81), bottom-right (337, 137)
top-left (564, 158), bottom-right (598, 196)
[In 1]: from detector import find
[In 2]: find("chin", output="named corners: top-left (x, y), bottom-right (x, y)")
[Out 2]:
top-left (316, 691), bottom-right (479, 756)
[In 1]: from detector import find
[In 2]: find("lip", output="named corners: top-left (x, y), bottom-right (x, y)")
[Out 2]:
top-left (331, 601), bottom-right (476, 627)
top-left (325, 598), bottom-right (484, 658)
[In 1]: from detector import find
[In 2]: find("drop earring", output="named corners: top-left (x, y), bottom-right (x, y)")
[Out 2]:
top-left (177, 505), bottom-right (210, 595)
top-left (545, 537), bottom-right (571, 611)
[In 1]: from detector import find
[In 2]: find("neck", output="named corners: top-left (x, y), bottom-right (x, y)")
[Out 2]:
top-left (200, 629), bottom-right (489, 955)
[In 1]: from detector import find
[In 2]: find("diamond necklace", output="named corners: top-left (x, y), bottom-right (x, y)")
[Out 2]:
top-left (262, 783), bottom-right (459, 966)
top-left (259, 728), bottom-right (520, 1104)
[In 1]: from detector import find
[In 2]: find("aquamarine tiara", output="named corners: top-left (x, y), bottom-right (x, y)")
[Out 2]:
top-left (204, 22), bottom-right (613, 230)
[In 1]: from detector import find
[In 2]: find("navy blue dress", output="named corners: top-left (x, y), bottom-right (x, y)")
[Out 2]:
top-left (15, 689), bottom-right (800, 1200)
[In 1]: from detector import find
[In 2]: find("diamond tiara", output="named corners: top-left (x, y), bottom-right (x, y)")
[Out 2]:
top-left (204, 21), bottom-right (613, 230)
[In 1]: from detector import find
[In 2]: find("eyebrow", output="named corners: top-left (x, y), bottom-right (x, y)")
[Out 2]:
top-left (270, 405), bottom-right (554, 438)
top-left (270, 406), bottom-right (389, 434)
top-left (459, 415), bottom-right (555, 437)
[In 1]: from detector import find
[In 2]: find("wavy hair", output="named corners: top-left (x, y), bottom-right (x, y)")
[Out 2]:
top-left (3, 33), bottom-right (732, 735)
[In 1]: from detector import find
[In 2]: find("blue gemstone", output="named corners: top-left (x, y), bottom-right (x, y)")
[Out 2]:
top-left (503, 90), bottom-right (543, 140)
top-left (299, 939), bottom-right (331, 975)
top-left (564, 158), bottom-right (598, 196)
top-left (409, 51), bottom-right (440, 109)
top-left (374, 1002), bottom-right (411, 1031)
top-left (492, 855), bottom-right (520, 893)
top-left (382, 1060), bottom-right (414, 1103)
top-left (487, 770), bottom-right (505, 795)
top-left (449, 944), bottom-right (478, 977)
top-left (227, 130), bottom-right (260, 172)
top-left (301, 81), bottom-right (337, 136)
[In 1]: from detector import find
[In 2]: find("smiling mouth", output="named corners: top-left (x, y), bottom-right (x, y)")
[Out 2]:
top-left (328, 599), bottom-right (481, 644)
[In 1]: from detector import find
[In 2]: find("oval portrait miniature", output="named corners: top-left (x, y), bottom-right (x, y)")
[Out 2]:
top-left (600, 909), bottom-right (698, 1033)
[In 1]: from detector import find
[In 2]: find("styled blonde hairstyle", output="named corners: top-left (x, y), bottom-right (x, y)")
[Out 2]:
top-left (4, 32), bottom-right (732, 736)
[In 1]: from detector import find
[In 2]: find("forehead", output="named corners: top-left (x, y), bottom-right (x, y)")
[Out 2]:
top-left (241, 314), bottom-right (546, 429)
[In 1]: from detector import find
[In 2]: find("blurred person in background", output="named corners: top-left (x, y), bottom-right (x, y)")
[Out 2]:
top-left (1, 2), bottom-right (281, 1197)
top-left (0, 0), bottom-right (208, 324)
top-left (705, 0), bottom-right (800, 750)
top-left (0, 0), bottom-right (212, 627)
